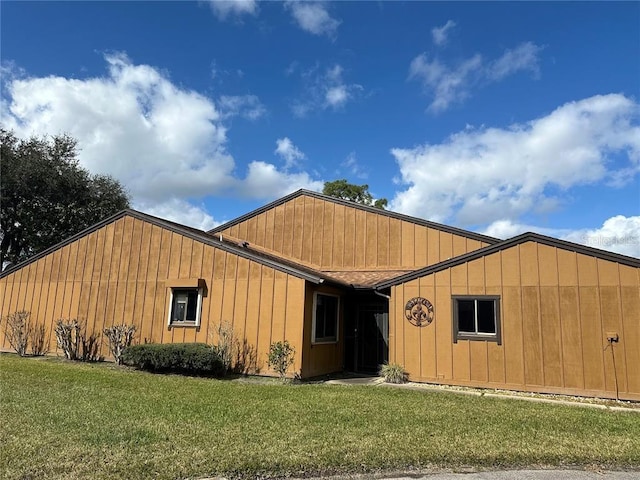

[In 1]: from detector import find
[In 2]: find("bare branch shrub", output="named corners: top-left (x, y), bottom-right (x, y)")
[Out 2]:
top-left (209, 321), bottom-right (235, 373)
top-left (2, 311), bottom-right (31, 356)
top-left (55, 319), bottom-right (101, 362)
top-left (208, 321), bottom-right (258, 374)
top-left (55, 319), bottom-right (80, 360)
top-left (29, 322), bottom-right (49, 356)
top-left (103, 324), bottom-right (136, 364)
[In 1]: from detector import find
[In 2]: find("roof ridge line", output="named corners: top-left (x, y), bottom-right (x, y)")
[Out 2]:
top-left (208, 189), bottom-right (499, 244)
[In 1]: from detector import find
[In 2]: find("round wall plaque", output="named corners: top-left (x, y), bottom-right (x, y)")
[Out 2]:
top-left (404, 297), bottom-right (434, 327)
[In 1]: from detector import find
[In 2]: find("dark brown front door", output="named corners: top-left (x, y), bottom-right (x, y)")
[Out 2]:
top-left (344, 295), bottom-right (389, 373)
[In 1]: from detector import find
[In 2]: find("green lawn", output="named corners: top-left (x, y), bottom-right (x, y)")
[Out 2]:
top-left (1, 354), bottom-right (639, 480)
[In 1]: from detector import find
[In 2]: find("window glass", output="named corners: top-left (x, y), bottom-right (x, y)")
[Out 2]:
top-left (314, 293), bottom-right (339, 342)
top-left (457, 300), bottom-right (475, 333)
top-left (476, 300), bottom-right (496, 333)
top-left (453, 296), bottom-right (500, 344)
top-left (170, 288), bottom-right (200, 324)
top-left (186, 290), bottom-right (198, 321)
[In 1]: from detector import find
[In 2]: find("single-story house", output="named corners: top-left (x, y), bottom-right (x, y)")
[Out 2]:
top-left (1, 190), bottom-right (638, 400)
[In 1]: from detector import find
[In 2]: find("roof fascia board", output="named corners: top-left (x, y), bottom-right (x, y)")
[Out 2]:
top-left (0, 209), bottom-right (325, 284)
top-left (208, 189), bottom-right (499, 245)
top-left (375, 232), bottom-right (640, 289)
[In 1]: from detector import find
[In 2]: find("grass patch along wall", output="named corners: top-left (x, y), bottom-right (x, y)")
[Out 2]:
top-left (1, 353), bottom-right (639, 480)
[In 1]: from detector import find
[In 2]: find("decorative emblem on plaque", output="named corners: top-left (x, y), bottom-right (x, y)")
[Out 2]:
top-left (404, 297), bottom-right (434, 327)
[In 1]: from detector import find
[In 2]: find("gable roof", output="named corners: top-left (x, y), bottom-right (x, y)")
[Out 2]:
top-left (375, 231), bottom-right (640, 289)
top-left (208, 189), bottom-right (499, 245)
top-left (0, 209), bottom-right (331, 285)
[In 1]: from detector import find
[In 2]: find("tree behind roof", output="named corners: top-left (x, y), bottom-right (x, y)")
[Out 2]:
top-left (322, 179), bottom-right (388, 210)
top-left (0, 129), bottom-right (130, 269)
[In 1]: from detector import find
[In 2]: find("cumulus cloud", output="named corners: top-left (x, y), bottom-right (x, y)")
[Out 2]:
top-left (291, 63), bottom-right (363, 117)
top-left (139, 198), bottom-right (219, 231)
top-left (285, 1), bottom-right (340, 39)
top-left (482, 216), bottom-right (640, 258)
top-left (274, 137), bottom-right (306, 169)
top-left (3, 52), bottom-right (234, 203)
top-left (390, 94), bottom-right (640, 228)
top-left (218, 94), bottom-right (266, 120)
top-left (2, 54), bottom-right (322, 228)
top-left (208, 0), bottom-right (258, 20)
top-left (409, 41), bottom-right (543, 113)
top-left (432, 20), bottom-right (456, 46)
top-left (563, 216), bottom-right (640, 257)
top-left (243, 161), bottom-right (324, 199)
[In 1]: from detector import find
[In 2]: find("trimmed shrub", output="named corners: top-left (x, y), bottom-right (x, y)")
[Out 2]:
top-left (29, 322), bottom-right (49, 356)
top-left (2, 311), bottom-right (31, 356)
top-left (121, 343), bottom-right (225, 377)
top-left (103, 324), bottom-right (136, 365)
top-left (379, 362), bottom-right (408, 384)
top-left (54, 319), bottom-right (101, 362)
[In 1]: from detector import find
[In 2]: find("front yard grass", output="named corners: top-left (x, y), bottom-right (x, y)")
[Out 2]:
top-left (1, 353), bottom-right (639, 480)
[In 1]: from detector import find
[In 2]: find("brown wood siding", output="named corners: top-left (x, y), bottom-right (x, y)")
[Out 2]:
top-left (300, 284), bottom-right (344, 378)
top-left (217, 195), bottom-right (490, 270)
top-left (0, 216), bottom-right (307, 377)
top-left (390, 241), bottom-right (640, 401)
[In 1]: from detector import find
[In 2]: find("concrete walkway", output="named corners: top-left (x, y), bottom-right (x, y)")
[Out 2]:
top-left (386, 470), bottom-right (639, 479)
top-left (296, 470), bottom-right (639, 480)
top-left (324, 376), bottom-right (640, 413)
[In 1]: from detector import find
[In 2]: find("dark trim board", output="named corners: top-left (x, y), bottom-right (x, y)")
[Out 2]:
top-left (375, 232), bottom-right (640, 289)
top-left (0, 209), bottom-right (329, 285)
top-left (208, 189), bottom-right (500, 245)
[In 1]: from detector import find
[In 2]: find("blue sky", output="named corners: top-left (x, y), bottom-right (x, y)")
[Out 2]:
top-left (2, 1), bottom-right (639, 256)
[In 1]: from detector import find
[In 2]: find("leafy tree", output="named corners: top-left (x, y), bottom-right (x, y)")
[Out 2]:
top-left (322, 179), bottom-right (388, 209)
top-left (0, 129), bottom-right (130, 269)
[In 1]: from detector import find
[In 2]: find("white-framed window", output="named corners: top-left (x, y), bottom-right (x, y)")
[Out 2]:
top-left (312, 292), bottom-right (340, 344)
top-left (452, 296), bottom-right (501, 344)
top-left (168, 287), bottom-right (203, 327)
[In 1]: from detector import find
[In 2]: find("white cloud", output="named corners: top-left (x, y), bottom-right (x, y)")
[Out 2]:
top-left (208, 0), bottom-right (258, 20)
top-left (291, 63), bottom-right (362, 117)
top-left (409, 42), bottom-right (543, 113)
top-left (274, 137), bottom-right (306, 169)
top-left (409, 53), bottom-right (482, 113)
top-left (2, 54), bottom-right (324, 225)
top-left (482, 216), bottom-right (640, 258)
top-left (487, 42), bottom-right (543, 80)
top-left (243, 161), bottom-right (323, 199)
top-left (218, 94), bottom-right (266, 120)
top-left (390, 94), bottom-right (640, 227)
top-left (285, 1), bottom-right (340, 38)
top-left (563, 216), bottom-right (640, 257)
top-left (432, 20), bottom-right (456, 46)
top-left (137, 198), bottom-right (219, 231)
top-left (341, 152), bottom-right (368, 179)
top-left (3, 52), bottom-right (234, 203)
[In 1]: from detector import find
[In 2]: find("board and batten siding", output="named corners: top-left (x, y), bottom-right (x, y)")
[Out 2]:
top-left (389, 241), bottom-right (640, 401)
top-left (0, 216), bottom-right (307, 376)
top-left (218, 194), bottom-right (490, 270)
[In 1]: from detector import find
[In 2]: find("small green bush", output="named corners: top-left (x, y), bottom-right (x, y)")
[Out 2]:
top-left (121, 343), bottom-right (225, 376)
top-left (379, 362), bottom-right (408, 384)
top-left (267, 340), bottom-right (295, 380)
